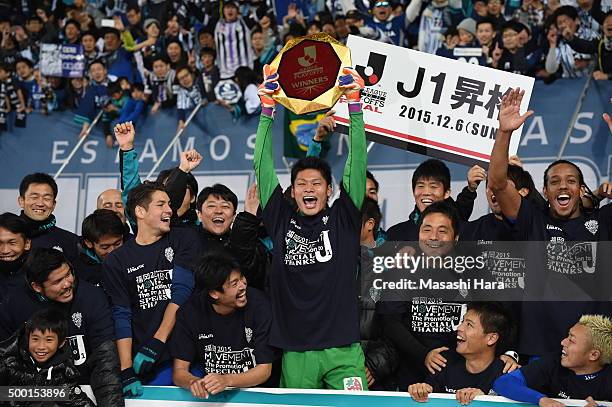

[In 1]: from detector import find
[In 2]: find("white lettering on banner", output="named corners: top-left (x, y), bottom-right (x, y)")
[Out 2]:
top-left (171, 137), bottom-right (196, 161)
top-left (52, 141), bottom-right (69, 164)
top-left (334, 35), bottom-right (534, 165)
top-left (140, 139), bottom-right (158, 162)
top-left (244, 133), bottom-right (256, 160)
top-left (570, 112), bottom-right (594, 144)
top-left (210, 135), bottom-right (230, 161)
top-left (520, 117), bottom-right (548, 146)
top-left (81, 140), bottom-right (98, 164)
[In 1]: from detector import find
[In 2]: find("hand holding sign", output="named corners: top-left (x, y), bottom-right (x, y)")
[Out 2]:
top-left (498, 88), bottom-right (533, 134)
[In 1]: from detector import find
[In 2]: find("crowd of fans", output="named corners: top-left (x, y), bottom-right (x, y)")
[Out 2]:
top-left (0, 0), bottom-right (610, 138)
top-left (0, 64), bottom-right (611, 406)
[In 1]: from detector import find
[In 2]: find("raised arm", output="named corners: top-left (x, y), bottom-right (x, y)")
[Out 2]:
top-left (114, 122), bottom-right (141, 230)
top-left (339, 68), bottom-right (367, 209)
top-left (488, 89), bottom-right (533, 220)
top-left (254, 65), bottom-right (280, 209)
top-left (307, 110), bottom-right (337, 158)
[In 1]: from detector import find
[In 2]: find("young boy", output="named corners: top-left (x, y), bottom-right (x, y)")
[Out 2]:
top-left (104, 80), bottom-right (129, 147)
top-left (408, 302), bottom-right (513, 405)
top-left (0, 308), bottom-right (95, 406)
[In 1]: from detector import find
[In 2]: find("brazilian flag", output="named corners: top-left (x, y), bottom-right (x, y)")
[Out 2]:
top-left (283, 109), bottom-right (331, 159)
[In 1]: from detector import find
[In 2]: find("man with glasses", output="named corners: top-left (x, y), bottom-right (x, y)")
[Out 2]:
top-left (0, 247), bottom-right (123, 406)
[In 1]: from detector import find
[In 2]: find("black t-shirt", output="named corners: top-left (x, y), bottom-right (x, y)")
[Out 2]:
top-left (0, 277), bottom-right (114, 384)
top-left (521, 353), bottom-right (612, 400)
top-left (512, 199), bottom-right (612, 355)
top-left (378, 297), bottom-right (468, 351)
top-left (387, 219), bottom-right (419, 242)
top-left (103, 228), bottom-right (198, 354)
top-left (460, 213), bottom-right (527, 299)
top-left (170, 287), bottom-right (274, 374)
top-left (261, 185), bottom-right (361, 351)
top-left (426, 353), bottom-right (505, 394)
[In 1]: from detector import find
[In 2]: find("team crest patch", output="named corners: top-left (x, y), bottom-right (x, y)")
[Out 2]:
top-left (165, 247), bottom-right (174, 262)
top-left (584, 220), bottom-right (598, 235)
top-left (343, 377), bottom-right (363, 391)
top-left (72, 312), bottom-right (82, 329)
top-left (245, 327), bottom-right (253, 343)
top-left (322, 215), bottom-right (329, 226)
top-left (369, 287), bottom-right (381, 303)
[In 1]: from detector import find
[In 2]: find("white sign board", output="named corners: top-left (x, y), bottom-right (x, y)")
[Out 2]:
top-left (333, 35), bottom-right (535, 167)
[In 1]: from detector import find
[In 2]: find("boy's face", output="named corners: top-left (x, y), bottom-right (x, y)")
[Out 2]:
top-left (85, 233), bottom-right (123, 260)
top-left (474, 0), bottom-right (487, 16)
top-left (15, 61), bottom-right (33, 79)
top-left (81, 35), bottom-right (96, 52)
top-left (131, 88), bottom-right (144, 100)
top-left (413, 177), bottom-right (450, 213)
top-left (456, 309), bottom-right (498, 356)
top-left (291, 169), bottom-right (332, 216)
top-left (476, 23), bottom-right (494, 45)
top-left (556, 14), bottom-right (578, 36)
top-left (177, 69), bottom-right (193, 88)
top-left (200, 53), bottom-right (214, 68)
top-left (166, 43), bottom-right (181, 61)
top-left (197, 195), bottom-right (235, 236)
top-left (502, 28), bottom-right (519, 50)
top-left (0, 68), bottom-right (9, 81)
top-left (152, 59), bottom-right (169, 77)
top-left (146, 23), bottom-right (160, 37)
top-left (29, 329), bottom-right (63, 364)
top-left (198, 32), bottom-right (214, 48)
top-left (418, 212), bottom-right (456, 257)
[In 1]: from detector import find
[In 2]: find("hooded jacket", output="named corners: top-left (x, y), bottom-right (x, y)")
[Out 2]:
top-left (0, 327), bottom-right (95, 406)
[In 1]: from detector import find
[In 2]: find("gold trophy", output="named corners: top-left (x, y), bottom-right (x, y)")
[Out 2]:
top-left (269, 33), bottom-right (352, 115)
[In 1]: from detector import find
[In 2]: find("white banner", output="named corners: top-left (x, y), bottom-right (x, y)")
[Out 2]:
top-left (333, 35), bottom-right (535, 167)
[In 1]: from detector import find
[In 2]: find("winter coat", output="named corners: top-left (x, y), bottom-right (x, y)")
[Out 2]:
top-left (0, 328), bottom-right (95, 406)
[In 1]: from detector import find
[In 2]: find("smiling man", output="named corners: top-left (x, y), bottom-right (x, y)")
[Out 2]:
top-left (493, 314), bottom-right (612, 404)
top-left (0, 247), bottom-right (122, 406)
top-left (254, 65), bottom-right (368, 390)
top-left (17, 173), bottom-right (80, 261)
top-left (0, 213), bottom-right (31, 297)
top-left (409, 302), bottom-right (512, 405)
top-left (170, 251), bottom-right (274, 398)
top-left (387, 160), bottom-right (482, 242)
top-left (488, 88), bottom-right (612, 358)
top-left (195, 184), bottom-right (237, 249)
top-left (103, 177), bottom-right (199, 396)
